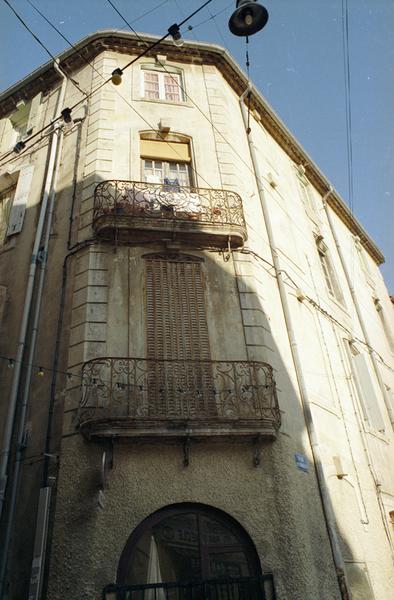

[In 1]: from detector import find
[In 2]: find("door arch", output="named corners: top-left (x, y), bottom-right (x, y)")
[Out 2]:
top-left (117, 503), bottom-right (262, 585)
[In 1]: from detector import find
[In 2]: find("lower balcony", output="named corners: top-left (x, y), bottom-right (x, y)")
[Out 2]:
top-left (92, 181), bottom-right (247, 248)
top-left (103, 575), bottom-right (276, 600)
top-left (78, 358), bottom-right (281, 441)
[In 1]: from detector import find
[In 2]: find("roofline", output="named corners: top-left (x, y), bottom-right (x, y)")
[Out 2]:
top-left (0, 29), bottom-right (384, 265)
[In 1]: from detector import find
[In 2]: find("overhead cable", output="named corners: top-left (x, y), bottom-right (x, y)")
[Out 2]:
top-left (0, 0), bottom-right (213, 167)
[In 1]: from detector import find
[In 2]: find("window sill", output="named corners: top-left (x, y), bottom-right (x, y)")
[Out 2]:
top-left (137, 96), bottom-right (192, 108)
top-left (326, 292), bottom-right (349, 315)
top-left (365, 426), bottom-right (390, 443)
top-left (0, 236), bottom-right (16, 255)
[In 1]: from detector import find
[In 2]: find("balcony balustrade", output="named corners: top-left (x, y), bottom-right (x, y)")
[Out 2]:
top-left (93, 181), bottom-right (247, 248)
top-left (78, 357), bottom-right (280, 441)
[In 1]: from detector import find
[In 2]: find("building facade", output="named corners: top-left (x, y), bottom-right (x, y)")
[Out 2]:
top-left (0, 31), bottom-right (393, 600)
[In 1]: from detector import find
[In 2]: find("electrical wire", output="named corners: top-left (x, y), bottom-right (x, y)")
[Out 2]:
top-left (0, 0), bottom-right (214, 168)
top-left (207, 4), bottom-right (228, 50)
top-left (102, 0), bottom-right (280, 199)
top-left (341, 0), bottom-right (354, 217)
top-left (17, 0), bottom-right (215, 190)
top-left (341, 0), bottom-right (356, 292)
top-left (124, 0), bottom-right (171, 26)
top-left (1, 0), bottom-right (295, 207)
top-left (2, 0), bottom-right (88, 98)
top-left (188, 0), bottom-right (233, 31)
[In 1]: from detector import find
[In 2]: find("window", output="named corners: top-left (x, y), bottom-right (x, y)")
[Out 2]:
top-left (316, 236), bottom-right (344, 304)
top-left (117, 504), bottom-right (262, 586)
top-left (0, 94), bottom-right (42, 153)
top-left (355, 237), bottom-right (375, 287)
top-left (348, 342), bottom-right (385, 431)
top-left (142, 68), bottom-right (183, 102)
top-left (299, 178), bottom-right (315, 213)
top-left (0, 165), bottom-right (34, 240)
top-left (143, 159), bottom-right (190, 186)
top-left (295, 167), bottom-right (319, 223)
top-left (373, 297), bottom-right (394, 352)
top-left (0, 185), bottom-right (15, 244)
top-left (140, 135), bottom-right (192, 187)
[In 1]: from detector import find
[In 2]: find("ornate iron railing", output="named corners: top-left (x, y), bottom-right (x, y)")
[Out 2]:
top-left (93, 180), bottom-right (246, 229)
top-left (103, 575), bottom-right (276, 600)
top-left (79, 357), bottom-right (280, 430)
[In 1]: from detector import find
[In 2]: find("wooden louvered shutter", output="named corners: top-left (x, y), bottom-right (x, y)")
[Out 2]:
top-left (145, 254), bottom-right (215, 417)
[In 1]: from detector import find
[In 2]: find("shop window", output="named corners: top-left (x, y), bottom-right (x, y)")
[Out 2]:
top-left (117, 504), bottom-right (262, 586)
top-left (316, 236), bottom-right (344, 304)
top-left (141, 66), bottom-right (183, 102)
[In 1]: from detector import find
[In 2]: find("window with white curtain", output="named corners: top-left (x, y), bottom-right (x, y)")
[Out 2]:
top-left (141, 68), bottom-right (183, 102)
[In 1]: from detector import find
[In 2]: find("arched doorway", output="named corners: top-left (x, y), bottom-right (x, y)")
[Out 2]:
top-left (109, 504), bottom-right (275, 599)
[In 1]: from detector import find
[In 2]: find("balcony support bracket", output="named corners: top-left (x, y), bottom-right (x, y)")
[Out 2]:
top-left (253, 434), bottom-right (263, 467)
top-left (183, 436), bottom-right (191, 468)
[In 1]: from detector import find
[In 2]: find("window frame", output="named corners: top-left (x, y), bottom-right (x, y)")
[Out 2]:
top-left (295, 169), bottom-right (319, 224)
top-left (141, 65), bottom-right (184, 103)
top-left (117, 503), bottom-right (262, 585)
top-left (373, 297), bottom-right (394, 353)
top-left (0, 184), bottom-right (16, 245)
top-left (346, 341), bottom-right (386, 433)
top-left (316, 236), bottom-right (345, 305)
top-left (141, 158), bottom-right (192, 187)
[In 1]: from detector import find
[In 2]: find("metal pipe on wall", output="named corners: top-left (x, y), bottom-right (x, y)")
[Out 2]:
top-left (0, 124), bottom-right (64, 599)
top-left (238, 87), bottom-right (351, 599)
top-left (0, 64), bottom-right (67, 598)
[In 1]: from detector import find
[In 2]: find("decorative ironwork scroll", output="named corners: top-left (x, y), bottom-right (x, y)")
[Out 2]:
top-left (93, 180), bottom-right (246, 229)
top-left (79, 357), bottom-right (281, 430)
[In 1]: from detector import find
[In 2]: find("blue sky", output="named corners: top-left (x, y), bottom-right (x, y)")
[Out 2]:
top-left (1, 0), bottom-right (393, 290)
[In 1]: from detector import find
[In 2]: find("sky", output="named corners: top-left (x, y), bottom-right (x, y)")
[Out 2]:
top-left (0, 0), bottom-right (393, 290)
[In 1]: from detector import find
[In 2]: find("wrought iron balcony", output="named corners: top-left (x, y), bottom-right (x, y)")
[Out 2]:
top-left (78, 357), bottom-right (280, 441)
top-left (103, 575), bottom-right (277, 600)
top-left (93, 181), bottom-right (247, 248)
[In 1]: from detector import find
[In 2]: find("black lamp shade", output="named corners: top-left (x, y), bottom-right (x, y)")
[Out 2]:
top-left (228, 0), bottom-right (269, 37)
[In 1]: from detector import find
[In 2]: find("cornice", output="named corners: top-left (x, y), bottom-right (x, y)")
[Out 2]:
top-left (0, 30), bottom-right (384, 265)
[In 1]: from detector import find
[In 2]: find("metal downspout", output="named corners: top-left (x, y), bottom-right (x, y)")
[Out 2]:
top-left (239, 87), bottom-right (351, 599)
top-left (0, 64), bottom-right (67, 596)
top-left (322, 188), bottom-right (394, 555)
top-left (0, 123), bottom-right (64, 598)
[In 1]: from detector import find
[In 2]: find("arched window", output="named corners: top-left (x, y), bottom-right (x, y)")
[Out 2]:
top-left (117, 504), bottom-right (262, 586)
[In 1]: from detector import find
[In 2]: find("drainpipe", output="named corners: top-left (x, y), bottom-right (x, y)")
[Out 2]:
top-left (322, 187), bottom-right (394, 555)
top-left (0, 62), bottom-right (67, 597)
top-left (239, 86), bottom-right (351, 599)
top-left (0, 124), bottom-right (64, 599)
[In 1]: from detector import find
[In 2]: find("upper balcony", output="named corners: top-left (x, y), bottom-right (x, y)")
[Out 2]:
top-left (78, 357), bottom-right (281, 443)
top-left (92, 180), bottom-right (247, 248)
